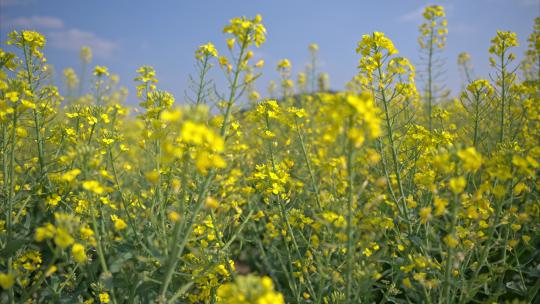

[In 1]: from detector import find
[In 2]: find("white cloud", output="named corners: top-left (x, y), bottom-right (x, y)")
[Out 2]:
top-left (482, 0), bottom-right (538, 7)
top-left (450, 23), bottom-right (476, 34)
top-left (518, 0), bottom-right (538, 7)
top-left (3, 14), bottom-right (118, 58)
top-left (48, 29), bottom-right (118, 57)
top-left (0, 0), bottom-right (33, 7)
top-left (398, 6), bottom-right (425, 22)
top-left (6, 16), bottom-right (64, 29)
top-left (398, 2), bottom-right (454, 23)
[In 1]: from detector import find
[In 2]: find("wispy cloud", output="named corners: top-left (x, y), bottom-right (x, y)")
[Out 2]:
top-left (48, 29), bottom-right (118, 57)
top-left (398, 2), bottom-right (454, 23)
top-left (481, 0), bottom-right (538, 7)
top-left (398, 5), bottom-right (425, 22)
top-left (518, 0), bottom-right (539, 7)
top-left (3, 15), bottom-right (118, 58)
top-left (6, 16), bottom-right (64, 29)
top-left (0, 0), bottom-right (33, 7)
top-left (450, 23), bottom-right (476, 35)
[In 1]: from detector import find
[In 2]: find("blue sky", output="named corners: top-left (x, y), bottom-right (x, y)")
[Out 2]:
top-left (1, 0), bottom-right (538, 105)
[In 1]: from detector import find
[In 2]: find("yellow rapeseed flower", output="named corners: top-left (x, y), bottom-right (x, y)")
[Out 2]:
top-left (457, 147), bottom-right (483, 172)
top-left (0, 272), bottom-right (15, 289)
top-left (448, 177), bottom-right (466, 194)
top-left (71, 243), bottom-right (87, 263)
top-left (82, 180), bottom-right (105, 195)
top-left (111, 215), bottom-right (127, 231)
top-left (99, 292), bottom-right (110, 303)
top-left (443, 234), bottom-right (459, 248)
top-left (93, 66), bottom-right (109, 77)
top-left (54, 228), bottom-right (74, 249)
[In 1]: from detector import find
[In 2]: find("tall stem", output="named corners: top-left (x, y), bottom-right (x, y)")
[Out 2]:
top-left (295, 119), bottom-right (321, 209)
top-left (442, 193), bottom-right (459, 304)
top-left (376, 63), bottom-right (411, 229)
top-left (220, 36), bottom-right (249, 138)
top-left (499, 47), bottom-right (507, 144)
top-left (427, 30), bottom-right (434, 131)
top-left (159, 32), bottom-right (250, 301)
top-left (90, 199), bottom-right (118, 304)
top-left (22, 41), bottom-right (47, 181)
top-left (195, 56), bottom-right (209, 105)
top-left (345, 115), bottom-right (356, 303)
top-left (473, 93), bottom-right (480, 148)
top-left (6, 108), bottom-right (17, 304)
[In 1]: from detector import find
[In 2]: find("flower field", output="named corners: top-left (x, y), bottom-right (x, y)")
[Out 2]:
top-left (0, 5), bottom-right (539, 304)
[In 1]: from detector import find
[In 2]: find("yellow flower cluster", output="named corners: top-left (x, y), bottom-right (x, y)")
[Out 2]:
top-left (489, 31), bottom-right (519, 57)
top-left (250, 161), bottom-right (291, 200)
top-left (223, 14), bottom-right (267, 47)
top-left (457, 52), bottom-right (471, 66)
top-left (277, 58), bottom-right (291, 71)
top-left (33, 214), bottom-right (89, 264)
top-left (346, 93), bottom-right (382, 146)
top-left (356, 32), bottom-right (398, 56)
top-left (180, 121), bottom-right (226, 173)
top-left (93, 66), bottom-right (110, 77)
top-left (196, 42), bottom-right (219, 60)
top-left (0, 273), bottom-right (15, 289)
top-left (7, 30), bottom-right (46, 58)
top-left (418, 5), bottom-right (448, 49)
top-left (355, 32), bottom-right (417, 100)
top-left (216, 275), bottom-right (284, 304)
top-left (63, 68), bottom-right (80, 91)
top-left (134, 65), bottom-right (158, 98)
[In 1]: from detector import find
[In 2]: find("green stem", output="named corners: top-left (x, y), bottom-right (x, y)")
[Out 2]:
top-left (107, 148), bottom-right (149, 252)
top-left (6, 106), bottom-right (17, 304)
top-left (5, 108), bottom-right (16, 245)
top-left (295, 119), bottom-right (321, 209)
top-left (22, 40), bottom-right (48, 182)
top-left (345, 115), bottom-right (356, 303)
top-left (376, 62), bottom-right (411, 231)
top-left (499, 46), bottom-right (506, 144)
top-left (159, 31), bottom-right (250, 301)
top-left (442, 193), bottom-right (459, 304)
top-left (427, 30), bottom-right (434, 131)
top-left (473, 92), bottom-right (480, 148)
top-left (220, 34), bottom-right (249, 138)
top-left (195, 56), bottom-right (210, 105)
top-left (159, 172), bottom-right (214, 300)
